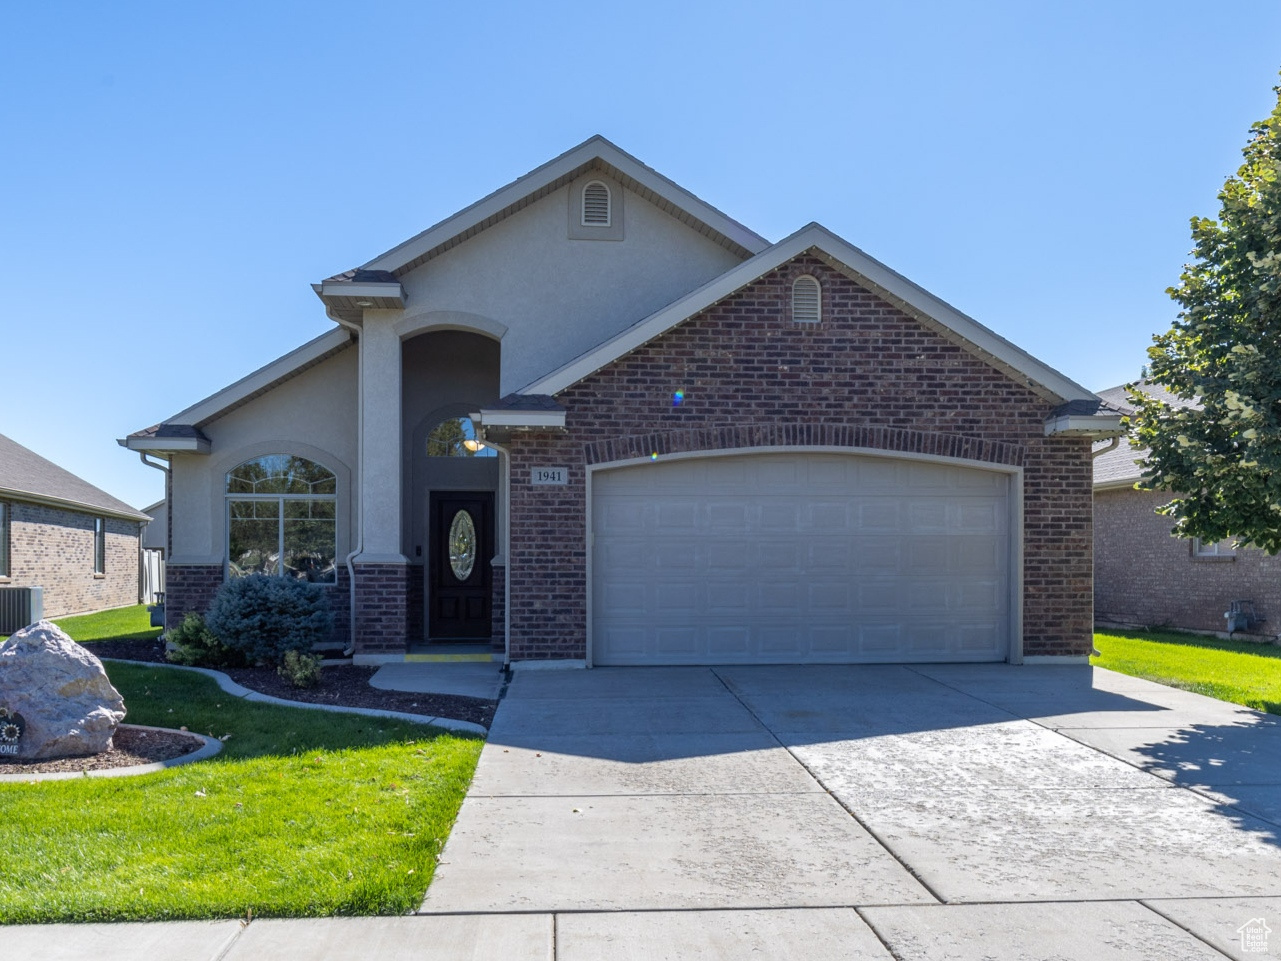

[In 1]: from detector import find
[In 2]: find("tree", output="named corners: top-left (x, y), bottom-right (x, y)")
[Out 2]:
top-left (1130, 80), bottom-right (1281, 553)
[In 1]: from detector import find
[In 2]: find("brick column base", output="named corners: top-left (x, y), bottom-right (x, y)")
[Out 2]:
top-left (353, 563), bottom-right (412, 656)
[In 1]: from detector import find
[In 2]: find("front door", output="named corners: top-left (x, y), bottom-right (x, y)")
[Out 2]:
top-left (428, 491), bottom-right (494, 640)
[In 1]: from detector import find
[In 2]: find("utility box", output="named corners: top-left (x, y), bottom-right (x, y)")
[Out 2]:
top-left (0, 586), bottom-right (44, 635)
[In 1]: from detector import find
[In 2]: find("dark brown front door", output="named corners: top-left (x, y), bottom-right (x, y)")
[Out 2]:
top-left (428, 492), bottom-right (494, 640)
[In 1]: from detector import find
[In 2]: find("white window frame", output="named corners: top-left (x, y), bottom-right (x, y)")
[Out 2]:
top-left (93, 517), bottom-right (106, 575)
top-left (1192, 537), bottom-right (1235, 557)
top-left (0, 501), bottom-right (9, 579)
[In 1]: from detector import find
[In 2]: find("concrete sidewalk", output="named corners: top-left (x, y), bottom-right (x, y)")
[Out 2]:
top-left (10, 665), bottom-right (1281, 959)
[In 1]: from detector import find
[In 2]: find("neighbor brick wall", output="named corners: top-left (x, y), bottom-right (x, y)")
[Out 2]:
top-left (2, 500), bottom-right (140, 619)
top-left (504, 255), bottom-right (1094, 660)
top-left (1095, 487), bottom-right (1281, 635)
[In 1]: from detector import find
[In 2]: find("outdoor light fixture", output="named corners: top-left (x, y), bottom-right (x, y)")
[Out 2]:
top-left (354, 299), bottom-right (374, 307)
top-left (462, 439), bottom-right (484, 453)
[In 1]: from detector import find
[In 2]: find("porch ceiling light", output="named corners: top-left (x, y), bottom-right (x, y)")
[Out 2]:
top-left (354, 299), bottom-right (374, 307)
top-left (462, 439), bottom-right (485, 452)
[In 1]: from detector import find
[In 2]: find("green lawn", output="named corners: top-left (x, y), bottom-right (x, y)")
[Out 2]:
top-left (1093, 629), bottom-right (1281, 715)
top-left (0, 662), bottom-right (483, 922)
top-left (1, 603), bottom-right (160, 645)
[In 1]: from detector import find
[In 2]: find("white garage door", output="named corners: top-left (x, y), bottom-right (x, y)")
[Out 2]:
top-left (591, 452), bottom-right (1011, 665)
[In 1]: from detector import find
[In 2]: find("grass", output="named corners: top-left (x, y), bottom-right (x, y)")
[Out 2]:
top-left (0, 662), bottom-right (483, 922)
top-left (1093, 629), bottom-right (1281, 715)
top-left (1, 603), bottom-right (160, 645)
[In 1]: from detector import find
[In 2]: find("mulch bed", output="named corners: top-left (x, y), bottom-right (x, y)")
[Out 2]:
top-left (81, 639), bottom-right (497, 730)
top-left (0, 725), bottom-right (207, 776)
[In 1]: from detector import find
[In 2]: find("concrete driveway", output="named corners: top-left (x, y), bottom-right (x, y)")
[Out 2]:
top-left (420, 663), bottom-right (1281, 959)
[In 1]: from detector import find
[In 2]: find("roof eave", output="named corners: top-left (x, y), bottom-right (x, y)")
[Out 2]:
top-left (316, 280), bottom-right (405, 313)
top-left (473, 409), bottom-right (568, 430)
top-left (0, 487), bottom-right (150, 523)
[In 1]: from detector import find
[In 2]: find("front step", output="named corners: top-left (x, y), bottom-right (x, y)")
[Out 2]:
top-left (405, 643), bottom-right (500, 663)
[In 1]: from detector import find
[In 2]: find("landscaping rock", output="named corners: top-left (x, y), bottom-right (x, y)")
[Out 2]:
top-left (0, 620), bottom-right (126, 760)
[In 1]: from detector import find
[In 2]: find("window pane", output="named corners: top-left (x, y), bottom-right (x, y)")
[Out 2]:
top-left (426, 417), bottom-right (495, 457)
top-left (227, 455), bottom-right (336, 494)
top-left (0, 503), bottom-right (8, 577)
top-left (284, 511), bottom-right (336, 584)
top-left (94, 518), bottom-right (105, 575)
top-left (229, 501), bottom-right (280, 577)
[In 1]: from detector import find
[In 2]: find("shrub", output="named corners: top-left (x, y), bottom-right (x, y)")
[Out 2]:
top-left (277, 650), bottom-right (322, 689)
top-left (205, 574), bottom-right (334, 667)
top-left (166, 612), bottom-right (248, 668)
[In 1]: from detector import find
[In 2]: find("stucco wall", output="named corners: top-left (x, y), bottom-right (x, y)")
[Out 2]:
top-left (1094, 486), bottom-right (1281, 635)
top-left (169, 345), bottom-right (358, 564)
top-left (502, 255), bottom-right (1095, 661)
top-left (2, 500), bottom-right (140, 619)
top-left (398, 173), bottom-right (747, 396)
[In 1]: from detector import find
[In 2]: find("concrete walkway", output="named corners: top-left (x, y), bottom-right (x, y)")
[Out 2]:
top-left (11, 664), bottom-right (1281, 958)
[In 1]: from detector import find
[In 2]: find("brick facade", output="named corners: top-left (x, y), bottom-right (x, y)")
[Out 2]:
top-left (1, 500), bottom-right (141, 619)
top-left (504, 256), bottom-right (1095, 661)
top-left (353, 563), bottom-right (413, 655)
top-left (165, 563), bottom-right (351, 646)
top-left (1095, 487), bottom-right (1281, 636)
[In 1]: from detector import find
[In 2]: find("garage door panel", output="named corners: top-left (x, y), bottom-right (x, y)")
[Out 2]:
top-left (592, 453), bottom-right (1011, 665)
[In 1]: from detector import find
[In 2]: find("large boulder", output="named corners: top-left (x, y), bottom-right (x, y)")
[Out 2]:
top-left (0, 620), bottom-right (126, 760)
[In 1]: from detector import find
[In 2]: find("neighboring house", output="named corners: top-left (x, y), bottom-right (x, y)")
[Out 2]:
top-left (122, 136), bottom-right (1122, 667)
top-left (0, 433), bottom-right (150, 621)
top-left (1093, 383), bottom-right (1280, 637)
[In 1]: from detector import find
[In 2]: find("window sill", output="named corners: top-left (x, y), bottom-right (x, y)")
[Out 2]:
top-left (1192, 555), bottom-right (1235, 563)
top-left (93, 573), bottom-right (106, 579)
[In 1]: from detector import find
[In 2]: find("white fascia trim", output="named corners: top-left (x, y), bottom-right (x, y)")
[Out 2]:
top-left (1043, 414), bottom-right (1126, 437)
top-left (1093, 477), bottom-right (1143, 491)
top-left (318, 281), bottom-right (405, 303)
top-left (361, 136), bottom-right (770, 274)
top-left (0, 488), bottom-right (150, 523)
top-left (122, 435), bottom-right (211, 454)
top-left (160, 328), bottom-right (352, 428)
top-left (524, 223), bottom-right (1099, 404)
top-left (475, 409), bottom-right (567, 429)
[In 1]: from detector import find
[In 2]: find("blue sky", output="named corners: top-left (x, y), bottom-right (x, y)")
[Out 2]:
top-left (3, 1), bottom-right (1280, 510)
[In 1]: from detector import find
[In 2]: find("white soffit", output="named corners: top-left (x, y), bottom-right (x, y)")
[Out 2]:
top-left (523, 223), bottom-right (1099, 405)
top-left (359, 136), bottom-right (770, 275)
top-left (159, 328), bottom-right (353, 428)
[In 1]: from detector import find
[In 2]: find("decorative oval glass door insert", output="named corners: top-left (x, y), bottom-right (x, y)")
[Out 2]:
top-left (448, 510), bottom-right (477, 581)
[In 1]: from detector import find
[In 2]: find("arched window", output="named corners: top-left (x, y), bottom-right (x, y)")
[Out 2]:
top-left (426, 416), bottom-right (496, 457)
top-left (581, 180), bottom-right (611, 227)
top-left (792, 275), bottom-right (821, 324)
top-left (226, 455), bottom-right (337, 583)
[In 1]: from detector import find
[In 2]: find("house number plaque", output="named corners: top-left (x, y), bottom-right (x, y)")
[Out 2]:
top-left (530, 467), bottom-right (568, 486)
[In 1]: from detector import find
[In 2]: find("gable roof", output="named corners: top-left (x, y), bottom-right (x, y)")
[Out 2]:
top-left (1093, 381), bottom-right (1200, 488)
top-left (524, 223), bottom-right (1110, 416)
top-left (0, 433), bottom-right (149, 521)
top-left (354, 136), bottom-right (770, 277)
top-left (122, 329), bottom-right (352, 453)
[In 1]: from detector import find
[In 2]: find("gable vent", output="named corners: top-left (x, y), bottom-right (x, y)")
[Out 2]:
top-left (582, 180), bottom-right (611, 226)
top-left (792, 275), bottom-right (821, 323)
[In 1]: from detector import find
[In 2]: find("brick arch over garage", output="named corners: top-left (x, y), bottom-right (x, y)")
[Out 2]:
top-left (583, 424), bottom-right (1026, 470)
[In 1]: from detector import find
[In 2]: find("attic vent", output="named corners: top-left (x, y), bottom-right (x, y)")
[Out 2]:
top-left (792, 275), bottom-right (821, 323)
top-left (582, 180), bottom-right (611, 226)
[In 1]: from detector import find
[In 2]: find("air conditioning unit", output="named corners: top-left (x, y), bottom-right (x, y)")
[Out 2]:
top-left (0, 586), bottom-right (44, 635)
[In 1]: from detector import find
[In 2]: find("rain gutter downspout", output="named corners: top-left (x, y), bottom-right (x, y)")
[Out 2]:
top-left (332, 317), bottom-right (363, 657)
top-left (1091, 437), bottom-right (1121, 459)
top-left (478, 437), bottom-right (512, 669)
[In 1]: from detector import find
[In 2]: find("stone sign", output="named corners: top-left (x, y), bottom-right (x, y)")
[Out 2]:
top-left (0, 620), bottom-right (126, 760)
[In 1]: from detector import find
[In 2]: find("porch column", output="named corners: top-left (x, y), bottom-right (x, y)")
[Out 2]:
top-left (355, 314), bottom-right (406, 563)
top-left (352, 313), bottom-right (410, 661)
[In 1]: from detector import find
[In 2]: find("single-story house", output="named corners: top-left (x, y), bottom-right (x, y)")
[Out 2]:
top-left (0, 432), bottom-right (150, 626)
top-left (1094, 383), bottom-right (1279, 638)
top-left (123, 136), bottom-right (1122, 666)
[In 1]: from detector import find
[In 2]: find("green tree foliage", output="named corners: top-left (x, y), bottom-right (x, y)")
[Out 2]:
top-left (1131, 81), bottom-right (1281, 553)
